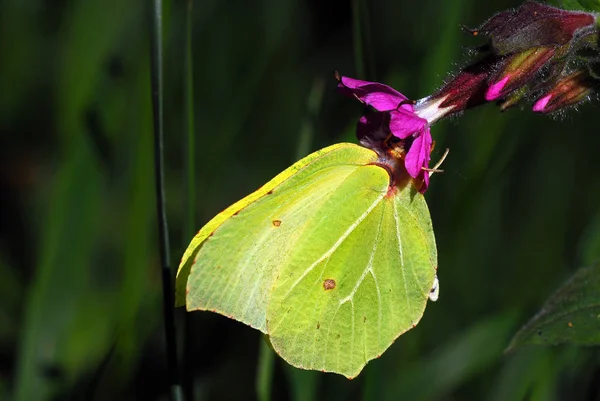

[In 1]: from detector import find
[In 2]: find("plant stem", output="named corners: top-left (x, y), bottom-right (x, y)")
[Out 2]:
top-left (351, 0), bottom-right (366, 78)
top-left (149, 1), bottom-right (183, 400)
top-left (182, 0), bottom-right (195, 399)
top-left (256, 339), bottom-right (275, 401)
top-left (360, 0), bottom-right (376, 80)
top-left (295, 76), bottom-right (325, 160)
top-left (184, 0), bottom-right (195, 241)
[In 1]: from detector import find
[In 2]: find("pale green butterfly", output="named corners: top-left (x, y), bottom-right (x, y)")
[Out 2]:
top-left (175, 142), bottom-right (438, 378)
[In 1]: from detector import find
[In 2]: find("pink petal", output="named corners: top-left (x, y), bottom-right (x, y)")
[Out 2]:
top-left (404, 127), bottom-right (432, 179)
top-left (420, 169), bottom-right (430, 193)
top-left (389, 109), bottom-right (428, 139)
top-left (533, 94), bottom-right (552, 112)
top-left (485, 75), bottom-right (510, 100)
top-left (338, 76), bottom-right (410, 111)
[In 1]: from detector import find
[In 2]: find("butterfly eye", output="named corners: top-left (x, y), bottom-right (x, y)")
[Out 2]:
top-left (429, 275), bottom-right (440, 302)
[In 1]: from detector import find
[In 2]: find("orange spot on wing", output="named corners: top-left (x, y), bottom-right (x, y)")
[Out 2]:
top-left (323, 279), bottom-right (336, 290)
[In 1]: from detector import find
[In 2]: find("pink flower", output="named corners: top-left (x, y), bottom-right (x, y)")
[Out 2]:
top-left (337, 75), bottom-right (433, 192)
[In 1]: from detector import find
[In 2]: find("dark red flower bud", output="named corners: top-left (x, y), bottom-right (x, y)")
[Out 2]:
top-left (417, 54), bottom-right (502, 119)
top-left (532, 68), bottom-right (599, 113)
top-left (468, 1), bottom-right (596, 55)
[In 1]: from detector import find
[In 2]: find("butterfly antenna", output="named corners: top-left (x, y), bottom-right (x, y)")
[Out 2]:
top-left (423, 148), bottom-right (450, 175)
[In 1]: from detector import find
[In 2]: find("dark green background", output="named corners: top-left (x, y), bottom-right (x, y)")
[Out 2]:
top-left (1, 0), bottom-right (599, 400)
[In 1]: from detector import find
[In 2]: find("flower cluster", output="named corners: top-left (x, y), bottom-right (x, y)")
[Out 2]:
top-left (338, 2), bottom-right (599, 193)
top-left (427, 1), bottom-right (600, 115)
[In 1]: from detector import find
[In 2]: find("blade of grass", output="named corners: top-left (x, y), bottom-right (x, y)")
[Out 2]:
top-left (285, 367), bottom-right (319, 401)
top-left (149, 1), bottom-right (183, 400)
top-left (362, 360), bottom-right (381, 401)
top-left (182, 0), bottom-right (196, 399)
top-left (295, 76), bottom-right (325, 160)
top-left (418, 0), bottom-right (467, 95)
top-left (360, 0), bottom-right (376, 81)
top-left (113, 58), bottom-right (159, 382)
top-left (351, 0), bottom-right (366, 78)
top-left (183, 0), bottom-right (196, 242)
top-left (256, 339), bottom-right (275, 401)
top-left (14, 139), bottom-right (103, 401)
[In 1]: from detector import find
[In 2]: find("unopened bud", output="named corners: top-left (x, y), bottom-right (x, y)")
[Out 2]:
top-left (485, 47), bottom-right (556, 101)
top-left (468, 2), bottom-right (596, 55)
top-left (532, 69), bottom-right (599, 113)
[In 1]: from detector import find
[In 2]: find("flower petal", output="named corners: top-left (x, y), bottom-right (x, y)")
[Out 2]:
top-left (404, 126), bottom-right (432, 179)
top-left (338, 76), bottom-right (411, 111)
top-left (485, 75), bottom-right (510, 101)
top-left (389, 109), bottom-right (428, 139)
top-left (420, 168), bottom-right (430, 193)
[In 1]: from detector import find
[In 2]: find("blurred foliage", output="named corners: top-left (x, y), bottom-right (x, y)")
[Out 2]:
top-left (509, 263), bottom-right (600, 349)
top-left (557, 0), bottom-right (600, 10)
top-left (1, 0), bottom-right (599, 400)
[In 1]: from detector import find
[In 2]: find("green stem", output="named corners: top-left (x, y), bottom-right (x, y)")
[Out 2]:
top-left (351, 0), bottom-right (366, 78)
top-left (149, 1), bottom-right (183, 400)
top-left (285, 367), bottom-right (319, 401)
top-left (295, 76), bottom-right (325, 160)
top-left (360, 0), bottom-right (376, 80)
top-left (256, 339), bottom-right (275, 401)
top-left (182, 0), bottom-right (195, 398)
top-left (184, 0), bottom-right (195, 241)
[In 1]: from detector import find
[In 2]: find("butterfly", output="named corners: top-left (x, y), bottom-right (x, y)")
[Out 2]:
top-left (176, 142), bottom-right (438, 378)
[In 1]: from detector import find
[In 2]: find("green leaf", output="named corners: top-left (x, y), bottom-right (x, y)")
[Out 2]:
top-left (508, 263), bottom-right (600, 350)
top-left (178, 143), bottom-right (438, 378)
